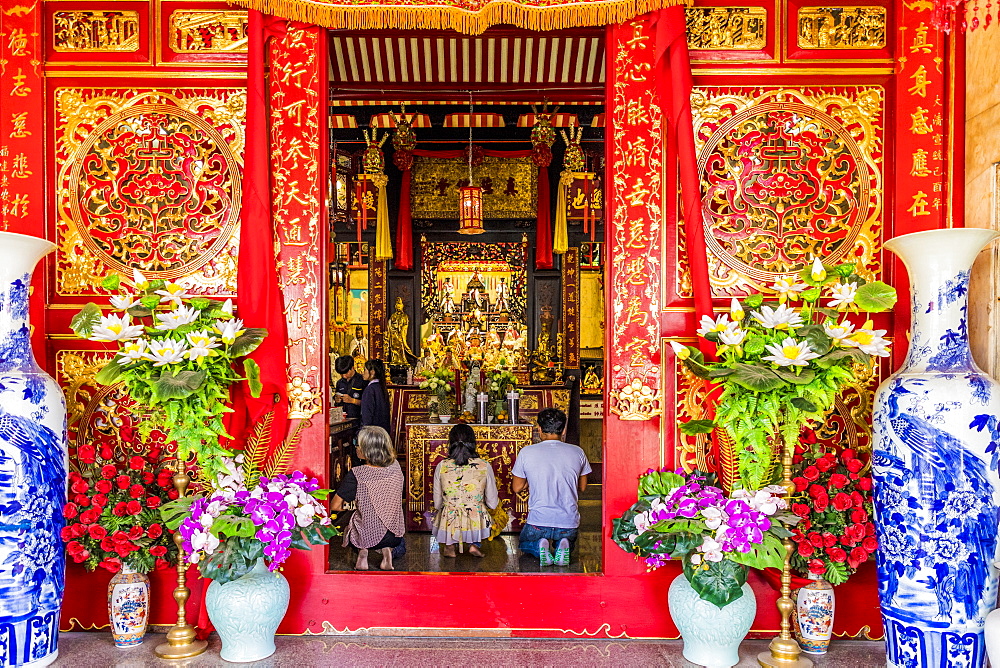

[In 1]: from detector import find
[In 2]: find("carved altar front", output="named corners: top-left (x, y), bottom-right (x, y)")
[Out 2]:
top-left (405, 423), bottom-right (532, 532)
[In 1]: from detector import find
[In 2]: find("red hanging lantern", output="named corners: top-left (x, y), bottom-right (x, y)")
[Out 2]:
top-left (458, 185), bottom-right (484, 234)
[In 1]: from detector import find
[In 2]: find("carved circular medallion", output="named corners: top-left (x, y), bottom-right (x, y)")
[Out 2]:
top-left (69, 105), bottom-right (241, 279)
top-left (697, 102), bottom-right (869, 282)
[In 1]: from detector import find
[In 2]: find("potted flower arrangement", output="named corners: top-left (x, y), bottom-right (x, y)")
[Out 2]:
top-left (419, 368), bottom-right (455, 422)
top-left (787, 441), bottom-right (876, 654)
top-left (486, 368), bottom-right (519, 421)
top-left (612, 468), bottom-right (798, 667)
top-left (69, 271), bottom-right (266, 479)
top-left (160, 458), bottom-right (338, 663)
top-left (61, 445), bottom-right (179, 647)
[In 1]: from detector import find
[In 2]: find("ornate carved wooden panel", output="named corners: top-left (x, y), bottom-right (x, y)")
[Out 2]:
top-left (686, 6), bottom-right (767, 50)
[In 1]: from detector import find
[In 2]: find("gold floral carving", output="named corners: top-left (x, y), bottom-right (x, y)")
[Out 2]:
top-left (797, 7), bottom-right (887, 49)
top-left (53, 11), bottom-right (140, 52)
top-left (168, 11), bottom-right (250, 53)
top-left (54, 88), bottom-right (245, 296)
top-left (675, 362), bottom-right (713, 473)
top-left (613, 378), bottom-right (660, 421)
top-left (685, 7), bottom-right (767, 51)
top-left (682, 87), bottom-right (884, 297)
top-left (288, 376), bottom-right (321, 419)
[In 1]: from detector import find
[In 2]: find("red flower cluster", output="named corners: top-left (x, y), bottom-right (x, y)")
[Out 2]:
top-left (61, 444), bottom-right (178, 574)
top-left (789, 446), bottom-right (877, 584)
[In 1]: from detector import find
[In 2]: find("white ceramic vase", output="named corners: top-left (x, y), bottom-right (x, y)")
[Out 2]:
top-left (873, 228), bottom-right (1000, 668)
top-left (107, 565), bottom-right (149, 648)
top-left (667, 571), bottom-right (756, 668)
top-left (0, 232), bottom-right (66, 667)
top-left (206, 558), bottom-right (290, 663)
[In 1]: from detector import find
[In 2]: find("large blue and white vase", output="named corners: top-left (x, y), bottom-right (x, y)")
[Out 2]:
top-left (667, 570), bottom-right (756, 668)
top-left (0, 232), bottom-right (67, 667)
top-left (205, 558), bottom-right (290, 663)
top-left (873, 228), bottom-right (1000, 668)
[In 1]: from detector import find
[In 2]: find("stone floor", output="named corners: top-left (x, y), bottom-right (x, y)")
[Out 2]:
top-left (53, 633), bottom-right (885, 667)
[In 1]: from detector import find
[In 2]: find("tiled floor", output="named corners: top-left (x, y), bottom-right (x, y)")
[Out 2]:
top-left (53, 632), bottom-right (886, 667)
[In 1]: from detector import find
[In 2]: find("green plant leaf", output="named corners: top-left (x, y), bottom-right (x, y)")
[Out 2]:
top-left (243, 358), bottom-right (262, 397)
top-left (726, 533), bottom-right (787, 570)
top-left (101, 274), bottom-right (121, 291)
top-left (70, 302), bottom-right (102, 338)
top-left (682, 356), bottom-right (714, 380)
top-left (833, 263), bottom-right (856, 278)
top-left (770, 367), bottom-right (816, 385)
top-left (230, 328), bottom-right (268, 357)
top-left (800, 288), bottom-right (821, 303)
top-left (127, 305), bottom-right (153, 318)
top-left (152, 369), bottom-right (208, 401)
top-left (210, 515), bottom-right (257, 539)
top-left (679, 419), bottom-right (715, 435)
top-left (188, 297), bottom-right (213, 310)
top-left (140, 294), bottom-right (161, 310)
top-left (791, 397), bottom-right (818, 412)
top-left (683, 556), bottom-right (749, 608)
top-left (159, 495), bottom-right (198, 530)
top-left (729, 363), bottom-right (786, 392)
top-left (743, 294), bottom-right (764, 308)
top-left (94, 357), bottom-right (127, 385)
top-left (855, 281), bottom-right (897, 312)
top-left (796, 324), bottom-right (832, 356)
top-left (813, 347), bottom-right (870, 369)
top-left (744, 336), bottom-right (766, 356)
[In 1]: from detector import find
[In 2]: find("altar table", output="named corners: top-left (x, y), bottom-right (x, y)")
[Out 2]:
top-left (404, 423), bottom-right (532, 532)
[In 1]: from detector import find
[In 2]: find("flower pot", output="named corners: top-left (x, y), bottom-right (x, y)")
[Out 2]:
top-left (107, 565), bottom-right (149, 648)
top-left (0, 233), bottom-right (65, 668)
top-left (874, 229), bottom-right (1000, 668)
top-left (667, 572), bottom-right (756, 668)
top-left (205, 558), bottom-right (290, 663)
top-left (439, 416), bottom-right (451, 423)
top-left (794, 573), bottom-right (834, 655)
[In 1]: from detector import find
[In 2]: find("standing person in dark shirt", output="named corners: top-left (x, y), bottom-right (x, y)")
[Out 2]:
top-left (334, 355), bottom-right (368, 420)
top-left (360, 358), bottom-right (392, 434)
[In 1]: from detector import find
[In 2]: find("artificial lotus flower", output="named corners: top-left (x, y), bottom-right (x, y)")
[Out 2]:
top-left (826, 282), bottom-right (859, 310)
top-left (155, 305), bottom-right (200, 330)
top-left (823, 320), bottom-right (855, 345)
top-left (762, 337), bottom-right (820, 367)
top-left (119, 338), bottom-right (148, 362)
top-left (155, 282), bottom-right (188, 305)
top-left (669, 340), bottom-right (691, 360)
top-left (771, 277), bottom-right (807, 303)
top-left (697, 313), bottom-right (732, 337)
top-left (143, 338), bottom-right (188, 366)
top-left (730, 298), bottom-right (745, 322)
top-left (718, 322), bottom-right (746, 346)
top-left (132, 269), bottom-right (149, 290)
top-left (109, 295), bottom-right (138, 311)
top-left (751, 303), bottom-right (804, 330)
top-left (845, 324), bottom-right (891, 357)
top-left (186, 330), bottom-right (221, 361)
top-left (90, 313), bottom-right (145, 342)
top-left (221, 298), bottom-right (234, 317)
top-left (810, 256), bottom-right (827, 282)
top-left (214, 318), bottom-right (245, 345)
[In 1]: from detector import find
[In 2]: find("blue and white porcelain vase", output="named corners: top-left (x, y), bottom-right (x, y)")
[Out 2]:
top-left (873, 228), bottom-right (1000, 668)
top-left (0, 232), bottom-right (66, 667)
top-left (205, 558), bottom-right (290, 663)
top-left (667, 570), bottom-right (756, 668)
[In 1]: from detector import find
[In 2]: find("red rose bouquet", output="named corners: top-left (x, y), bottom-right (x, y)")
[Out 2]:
top-left (788, 444), bottom-right (877, 584)
top-left (61, 444), bottom-right (179, 573)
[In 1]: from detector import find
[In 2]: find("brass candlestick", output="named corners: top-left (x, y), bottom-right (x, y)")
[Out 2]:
top-left (758, 438), bottom-right (812, 668)
top-left (154, 470), bottom-right (208, 659)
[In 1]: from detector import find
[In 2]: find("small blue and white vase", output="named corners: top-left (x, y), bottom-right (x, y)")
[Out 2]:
top-left (0, 232), bottom-right (66, 667)
top-left (667, 570), bottom-right (756, 668)
top-left (205, 557), bottom-right (290, 663)
top-left (873, 228), bottom-right (1000, 668)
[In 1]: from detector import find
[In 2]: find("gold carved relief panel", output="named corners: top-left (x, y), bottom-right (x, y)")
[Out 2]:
top-left (686, 7), bottom-right (768, 51)
top-left (53, 11), bottom-right (140, 52)
top-left (797, 7), bottom-right (887, 49)
top-left (678, 87), bottom-right (884, 297)
top-left (168, 11), bottom-right (249, 53)
top-left (54, 88), bottom-right (245, 296)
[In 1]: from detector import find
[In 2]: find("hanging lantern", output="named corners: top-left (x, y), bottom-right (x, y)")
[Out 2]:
top-left (458, 185), bottom-right (484, 234)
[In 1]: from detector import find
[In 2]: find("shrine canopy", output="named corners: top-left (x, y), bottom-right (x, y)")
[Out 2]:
top-left (232, 0), bottom-right (690, 35)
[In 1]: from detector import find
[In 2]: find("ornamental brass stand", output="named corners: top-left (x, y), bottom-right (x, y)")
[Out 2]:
top-left (154, 471), bottom-right (208, 660)
top-left (758, 439), bottom-right (812, 668)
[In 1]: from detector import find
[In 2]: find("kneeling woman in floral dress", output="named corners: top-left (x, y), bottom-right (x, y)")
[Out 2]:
top-left (431, 424), bottom-right (499, 557)
top-left (331, 426), bottom-right (405, 570)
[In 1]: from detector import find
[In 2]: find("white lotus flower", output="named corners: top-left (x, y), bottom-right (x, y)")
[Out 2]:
top-left (90, 313), bottom-right (145, 342)
top-left (845, 325), bottom-right (891, 357)
top-left (771, 277), bottom-right (808, 303)
top-left (810, 256), bottom-right (827, 282)
top-left (826, 282), bottom-right (859, 310)
top-left (155, 282), bottom-right (188, 305)
top-left (669, 340), bottom-right (691, 360)
top-left (730, 298), bottom-right (745, 322)
top-left (823, 320), bottom-right (855, 345)
top-left (143, 338), bottom-right (188, 366)
top-left (221, 298), bottom-right (234, 317)
top-left (213, 318), bottom-right (245, 345)
top-left (155, 305), bottom-right (200, 331)
top-left (751, 304), bottom-right (803, 330)
top-left (697, 314), bottom-right (731, 337)
top-left (762, 337), bottom-right (820, 367)
top-left (186, 330), bottom-right (221, 361)
top-left (109, 295), bottom-right (138, 311)
top-left (132, 269), bottom-right (148, 290)
top-left (119, 338), bottom-right (148, 362)
top-left (718, 323), bottom-right (746, 346)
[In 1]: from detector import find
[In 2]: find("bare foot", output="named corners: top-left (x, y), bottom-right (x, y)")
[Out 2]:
top-left (469, 544), bottom-right (484, 558)
top-left (355, 548), bottom-right (369, 570)
top-left (380, 547), bottom-right (394, 570)
top-left (441, 544), bottom-right (457, 558)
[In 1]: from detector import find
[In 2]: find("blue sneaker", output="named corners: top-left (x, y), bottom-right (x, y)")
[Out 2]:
top-left (554, 538), bottom-right (571, 566)
top-left (538, 538), bottom-right (553, 566)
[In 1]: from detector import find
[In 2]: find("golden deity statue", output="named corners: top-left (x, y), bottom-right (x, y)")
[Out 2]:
top-left (387, 297), bottom-right (416, 366)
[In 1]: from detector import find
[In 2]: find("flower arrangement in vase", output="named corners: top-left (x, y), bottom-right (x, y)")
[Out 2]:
top-left (69, 271), bottom-right (266, 479)
top-left (671, 259), bottom-right (897, 490)
top-left (486, 368), bottom-right (519, 420)
top-left (419, 368), bottom-right (455, 419)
